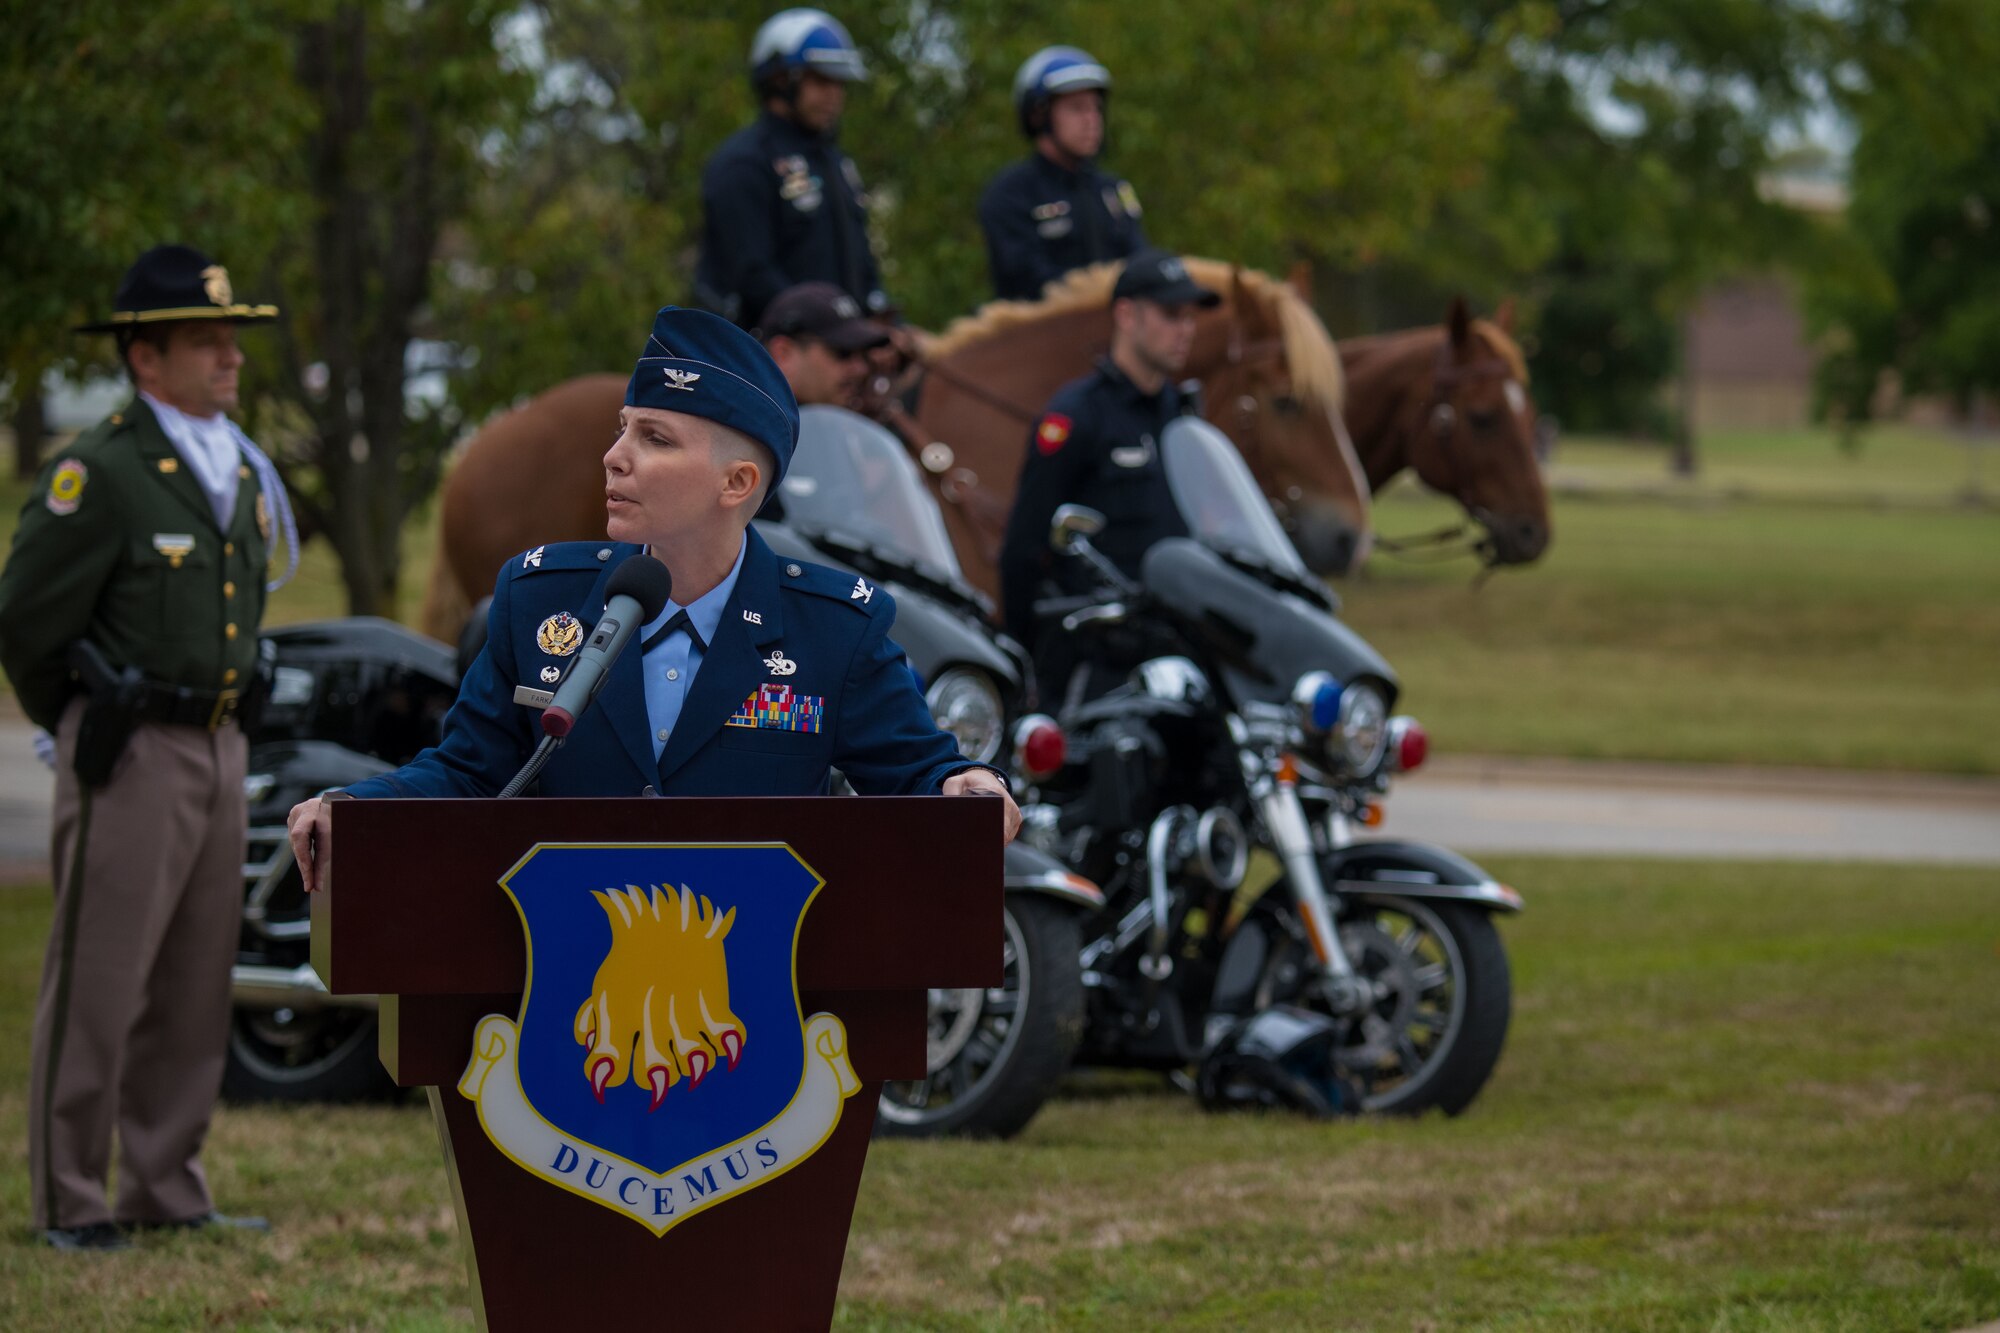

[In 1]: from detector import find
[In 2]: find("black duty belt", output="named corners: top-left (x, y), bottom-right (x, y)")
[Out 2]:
top-left (135, 682), bottom-right (241, 731)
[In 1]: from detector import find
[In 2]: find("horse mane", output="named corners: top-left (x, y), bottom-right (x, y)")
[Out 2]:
top-left (924, 256), bottom-right (1346, 412)
top-left (1472, 319), bottom-right (1529, 383)
top-left (1336, 317), bottom-right (1529, 385)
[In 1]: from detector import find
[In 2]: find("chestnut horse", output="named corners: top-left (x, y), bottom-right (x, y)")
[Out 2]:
top-left (903, 259), bottom-right (1374, 602)
top-left (1338, 298), bottom-right (1550, 565)
top-left (420, 259), bottom-right (1376, 636)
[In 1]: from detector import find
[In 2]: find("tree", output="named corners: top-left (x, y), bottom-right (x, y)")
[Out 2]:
top-left (1807, 0), bottom-right (2000, 430)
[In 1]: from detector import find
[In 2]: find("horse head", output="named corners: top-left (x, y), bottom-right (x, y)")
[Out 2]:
top-left (1345, 299), bottom-right (1551, 566)
top-left (1188, 260), bottom-right (1374, 575)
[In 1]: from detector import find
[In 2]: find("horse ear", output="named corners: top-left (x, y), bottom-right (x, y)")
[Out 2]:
top-left (1446, 296), bottom-right (1471, 349)
top-left (1286, 259), bottom-right (1314, 304)
top-left (1494, 297), bottom-right (1517, 335)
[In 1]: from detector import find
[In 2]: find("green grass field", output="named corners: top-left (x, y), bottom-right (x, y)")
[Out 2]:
top-left (1340, 427), bottom-right (2000, 774)
top-left (3, 856), bottom-right (1996, 1330)
top-left (1, 425), bottom-right (1995, 772)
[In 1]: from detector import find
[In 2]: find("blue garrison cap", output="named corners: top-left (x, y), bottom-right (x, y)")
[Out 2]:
top-left (627, 306), bottom-right (801, 486)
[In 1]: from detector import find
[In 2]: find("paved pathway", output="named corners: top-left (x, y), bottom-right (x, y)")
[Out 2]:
top-left (0, 722), bottom-right (1996, 882)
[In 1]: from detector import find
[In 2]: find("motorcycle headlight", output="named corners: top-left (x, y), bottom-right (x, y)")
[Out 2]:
top-left (926, 668), bottom-right (1005, 764)
top-left (1334, 681), bottom-right (1390, 774)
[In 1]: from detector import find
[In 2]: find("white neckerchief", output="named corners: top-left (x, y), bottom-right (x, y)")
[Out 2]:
top-left (140, 391), bottom-right (240, 528)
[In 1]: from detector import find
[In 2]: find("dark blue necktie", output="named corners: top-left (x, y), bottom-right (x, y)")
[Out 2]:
top-left (640, 608), bottom-right (704, 655)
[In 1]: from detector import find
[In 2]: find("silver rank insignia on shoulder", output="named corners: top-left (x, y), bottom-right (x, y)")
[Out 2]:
top-left (662, 368), bottom-right (701, 392)
top-left (523, 546), bottom-right (544, 568)
top-left (539, 665), bottom-right (561, 683)
top-left (851, 577), bottom-right (873, 604)
top-left (743, 610), bottom-right (763, 625)
top-left (763, 649), bottom-right (797, 676)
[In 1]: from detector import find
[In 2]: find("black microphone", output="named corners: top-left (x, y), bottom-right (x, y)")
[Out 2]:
top-left (540, 555), bottom-right (673, 738)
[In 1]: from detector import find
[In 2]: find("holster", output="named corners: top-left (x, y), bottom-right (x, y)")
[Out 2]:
top-left (65, 640), bottom-right (145, 788)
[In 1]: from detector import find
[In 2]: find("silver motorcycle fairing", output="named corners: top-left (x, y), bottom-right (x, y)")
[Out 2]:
top-left (1323, 840), bottom-right (1523, 913)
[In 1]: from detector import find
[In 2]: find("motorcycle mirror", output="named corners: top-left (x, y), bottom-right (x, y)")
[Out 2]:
top-left (1050, 504), bottom-right (1106, 553)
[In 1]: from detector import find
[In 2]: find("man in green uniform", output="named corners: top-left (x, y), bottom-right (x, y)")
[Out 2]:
top-left (0, 244), bottom-right (294, 1250)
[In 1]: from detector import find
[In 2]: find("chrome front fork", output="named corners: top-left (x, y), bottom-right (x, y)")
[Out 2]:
top-left (1232, 721), bottom-right (1367, 1012)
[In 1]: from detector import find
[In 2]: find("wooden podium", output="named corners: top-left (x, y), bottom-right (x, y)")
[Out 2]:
top-left (311, 797), bottom-right (1000, 1332)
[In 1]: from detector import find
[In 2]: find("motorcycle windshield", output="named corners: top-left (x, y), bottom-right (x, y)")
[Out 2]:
top-left (781, 406), bottom-right (963, 584)
top-left (1161, 417), bottom-right (1311, 580)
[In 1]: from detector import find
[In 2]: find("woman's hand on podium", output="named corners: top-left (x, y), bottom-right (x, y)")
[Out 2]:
top-left (286, 794), bottom-right (337, 894)
top-left (941, 768), bottom-right (1021, 844)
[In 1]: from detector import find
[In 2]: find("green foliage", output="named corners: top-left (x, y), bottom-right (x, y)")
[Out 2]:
top-left (1808, 0), bottom-right (2000, 426)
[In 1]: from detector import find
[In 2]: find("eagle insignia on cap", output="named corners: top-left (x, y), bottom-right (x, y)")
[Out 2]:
top-left (201, 265), bottom-right (233, 307)
top-left (662, 368), bottom-right (701, 392)
top-left (537, 612), bottom-right (583, 657)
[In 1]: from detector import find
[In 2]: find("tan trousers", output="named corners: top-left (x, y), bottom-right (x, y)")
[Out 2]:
top-left (28, 700), bottom-right (248, 1229)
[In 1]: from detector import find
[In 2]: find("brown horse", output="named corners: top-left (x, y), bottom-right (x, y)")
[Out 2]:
top-left (420, 259), bottom-right (1376, 636)
top-left (905, 259), bottom-right (1374, 601)
top-left (1337, 299), bottom-right (1551, 565)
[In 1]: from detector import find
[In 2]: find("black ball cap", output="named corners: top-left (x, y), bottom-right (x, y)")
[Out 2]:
top-left (1111, 248), bottom-right (1221, 309)
top-left (606, 554), bottom-right (674, 622)
top-left (74, 243), bottom-right (279, 333)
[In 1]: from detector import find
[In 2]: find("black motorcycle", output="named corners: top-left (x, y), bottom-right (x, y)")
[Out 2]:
top-left (1005, 417), bottom-right (1520, 1117)
top-left (226, 405), bottom-right (1093, 1122)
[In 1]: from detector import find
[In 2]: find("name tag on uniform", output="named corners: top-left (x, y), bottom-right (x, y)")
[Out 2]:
top-left (513, 685), bottom-right (554, 709)
top-left (1110, 444), bottom-right (1152, 469)
top-left (1037, 217), bottom-right (1074, 239)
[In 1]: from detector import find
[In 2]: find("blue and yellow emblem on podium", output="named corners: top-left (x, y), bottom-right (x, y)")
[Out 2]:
top-left (457, 843), bottom-right (859, 1235)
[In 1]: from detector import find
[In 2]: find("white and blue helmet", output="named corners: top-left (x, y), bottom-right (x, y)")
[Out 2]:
top-left (1013, 45), bottom-right (1111, 137)
top-left (751, 8), bottom-right (869, 92)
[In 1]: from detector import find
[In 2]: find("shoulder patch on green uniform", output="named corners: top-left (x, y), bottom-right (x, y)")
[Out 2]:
top-left (786, 560), bottom-right (890, 616)
top-left (45, 458), bottom-right (88, 515)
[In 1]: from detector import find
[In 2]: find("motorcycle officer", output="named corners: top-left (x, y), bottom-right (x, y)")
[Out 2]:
top-left (694, 9), bottom-right (891, 331)
top-left (998, 249), bottom-right (1218, 705)
top-left (978, 46), bottom-right (1148, 303)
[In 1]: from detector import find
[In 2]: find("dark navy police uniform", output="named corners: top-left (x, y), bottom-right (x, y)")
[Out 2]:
top-left (695, 113), bottom-right (887, 330)
top-left (979, 156), bottom-right (1146, 303)
top-left (999, 357), bottom-right (1190, 651)
top-left (345, 531), bottom-right (983, 800)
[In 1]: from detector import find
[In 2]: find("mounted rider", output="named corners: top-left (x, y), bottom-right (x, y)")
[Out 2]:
top-left (695, 9), bottom-right (891, 331)
top-left (978, 46), bottom-right (1148, 304)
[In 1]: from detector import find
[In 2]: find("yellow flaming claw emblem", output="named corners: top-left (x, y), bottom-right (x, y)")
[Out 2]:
top-left (576, 884), bottom-right (746, 1111)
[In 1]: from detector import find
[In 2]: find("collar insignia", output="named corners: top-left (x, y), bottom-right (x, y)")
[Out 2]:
top-left (850, 577), bottom-right (873, 605)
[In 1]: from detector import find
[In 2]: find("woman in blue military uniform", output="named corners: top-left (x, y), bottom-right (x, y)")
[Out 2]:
top-left (287, 307), bottom-right (1016, 887)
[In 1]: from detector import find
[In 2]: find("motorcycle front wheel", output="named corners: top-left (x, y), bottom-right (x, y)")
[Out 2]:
top-left (876, 896), bottom-right (1083, 1139)
top-left (222, 1006), bottom-right (396, 1103)
top-left (1254, 895), bottom-right (1511, 1116)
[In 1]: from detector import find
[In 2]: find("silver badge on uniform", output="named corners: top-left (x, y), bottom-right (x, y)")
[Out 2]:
top-left (539, 665), bottom-right (561, 684)
top-left (763, 649), bottom-right (797, 676)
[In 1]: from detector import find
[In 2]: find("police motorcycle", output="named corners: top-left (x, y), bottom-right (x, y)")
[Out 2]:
top-left (1009, 416), bottom-right (1520, 1117)
top-left (772, 406), bottom-right (1097, 1140)
top-left (227, 405), bottom-right (1093, 1121)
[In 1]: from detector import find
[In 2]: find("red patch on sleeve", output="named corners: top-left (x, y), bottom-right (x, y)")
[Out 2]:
top-left (1036, 413), bottom-right (1073, 455)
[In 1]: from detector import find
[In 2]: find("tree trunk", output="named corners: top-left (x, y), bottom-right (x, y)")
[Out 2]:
top-left (11, 377), bottom-right (45, 479)
top-left (1671, 308), bottom-right (1699, 477)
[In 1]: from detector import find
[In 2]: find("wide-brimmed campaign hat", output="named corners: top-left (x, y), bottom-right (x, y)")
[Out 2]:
top-left (74, 244), bottom-right (278, 333)
top-left (1112, 248), bottom-right (1221, 309)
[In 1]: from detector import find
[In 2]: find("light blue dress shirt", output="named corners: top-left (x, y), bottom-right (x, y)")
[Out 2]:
top-left (639, 535), bottom-right (748, 762)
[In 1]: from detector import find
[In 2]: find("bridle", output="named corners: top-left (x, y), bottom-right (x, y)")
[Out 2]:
top-left (1373, 337), bottom-right (1516, 566)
